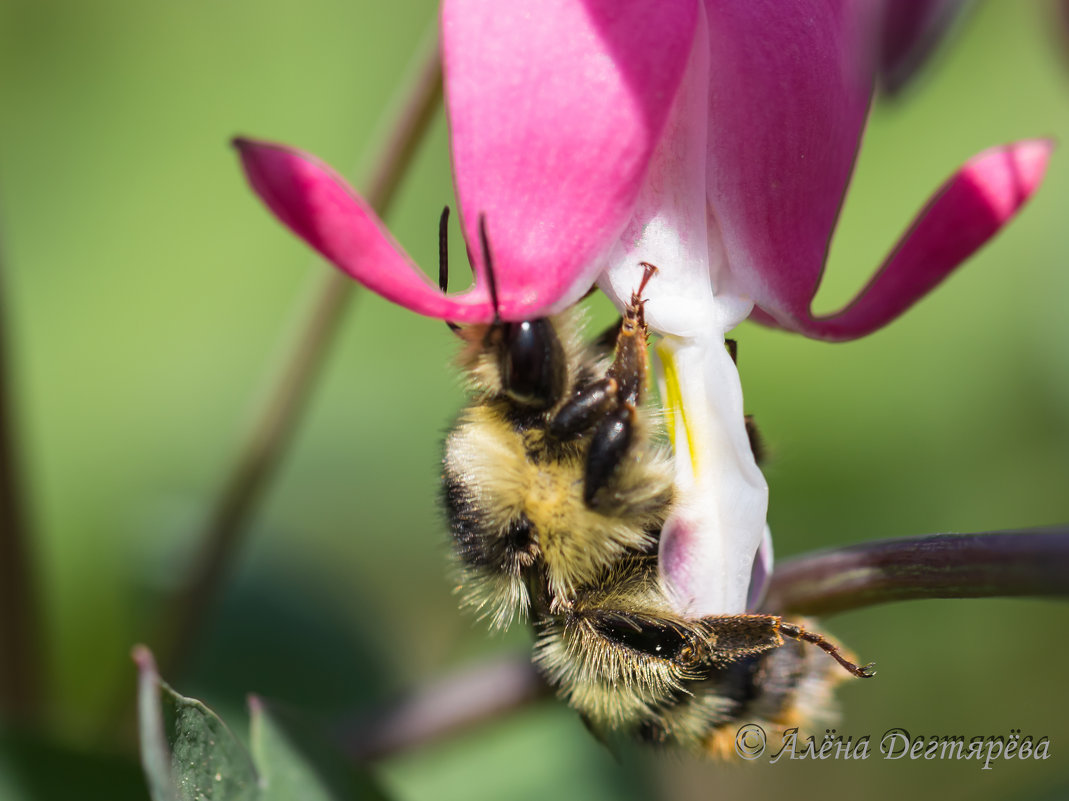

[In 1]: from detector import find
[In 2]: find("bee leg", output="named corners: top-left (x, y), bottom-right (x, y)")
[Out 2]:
top-left (534, 598), bottom-right (713, 743)
top-left (548, 377), bottom-right (619, 440)
top-left (584, 606), bottom-right (705, 665)
top-left (776, 620), bottom-right (877, 678)
top-left (702, 615), bottom-right (876, 678)
top-left (580, 264), bottom-right (657, 507)
top-left (605, 299), bottom-right (651, 408)
top-left (698, 614), bottom-right (788, 664)
top-left (584, 405), bottom-right (634, 509)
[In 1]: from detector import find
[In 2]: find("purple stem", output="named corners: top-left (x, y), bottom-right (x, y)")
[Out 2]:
top-left (762, 527), bottom-right (1069, 616)
top-left (336, 656), bottom-right (546, 762)
top-left (336, 527), bottom-right (1069, 761)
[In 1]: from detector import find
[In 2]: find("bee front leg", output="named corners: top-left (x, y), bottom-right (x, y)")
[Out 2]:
top-left (584, 405), bottom-right (635, 509)
top-left (579, 266), bottom-right (656, 508)
top-left (548, 377), bottom-right (619, 441)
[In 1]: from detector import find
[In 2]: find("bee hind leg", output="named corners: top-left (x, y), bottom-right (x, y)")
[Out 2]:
top-left (776, 620), bottom-right (877, 678)
top-left (702, 614), bottom-right (876, 678)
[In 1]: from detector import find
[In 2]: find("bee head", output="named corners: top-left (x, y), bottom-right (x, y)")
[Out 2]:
top-left (440, 208), bottom-right (568, 410)
top-left (493, 318), bottom-right (566, 410)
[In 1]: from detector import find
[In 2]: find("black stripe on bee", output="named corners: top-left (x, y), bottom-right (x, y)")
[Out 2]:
top-left (443, 472), bottom-right (538, 571)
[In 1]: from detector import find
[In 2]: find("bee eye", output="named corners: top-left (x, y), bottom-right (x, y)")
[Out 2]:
top-left (501, 319), bottom-right (565, 409)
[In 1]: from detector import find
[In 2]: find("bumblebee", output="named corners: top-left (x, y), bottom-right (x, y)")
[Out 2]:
top-left (441, 215), bottom-right (873, 754)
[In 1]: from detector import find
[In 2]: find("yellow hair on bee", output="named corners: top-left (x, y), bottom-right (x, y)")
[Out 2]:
top-left (444, 306), bottom-right (674, 626)
top-left (441, 271), bottom-right (868, 757)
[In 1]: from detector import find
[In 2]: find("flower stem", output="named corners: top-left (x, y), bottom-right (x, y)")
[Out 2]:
top-left (0, 231), bottom-right (43, 723)
top-left (154, 31), bottom-right (443, 681)
top-left (336, 655), bottom-right (547, 762)
top-left (762, 527), bottom-right (1069, 616)
top-left (335, 526), bottom-right (1069, 760)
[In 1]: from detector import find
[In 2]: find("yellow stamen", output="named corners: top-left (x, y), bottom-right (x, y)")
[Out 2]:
top-left (656, 341), bottom-right (700, 476)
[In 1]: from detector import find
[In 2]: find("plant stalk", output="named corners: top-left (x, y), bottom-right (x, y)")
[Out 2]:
top-left (154, 31), bottom-right (443, 681)
top-left (762, 526), bottom-right (1069, 616)
top-left (336, 527), bottom-right (1069, 760)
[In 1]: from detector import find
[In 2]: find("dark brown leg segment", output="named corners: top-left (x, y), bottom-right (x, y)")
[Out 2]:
top-left (549, 377), bottom-right (619, 441)
top-left (580, 264), bottom-right (657, 507)
top-left (702, 614), bottom-right (876, 678)
top-left (584, 405), bottom-right (635, 508)
top-left (605, 263), bottom-right (656, 407)
top-left (777, 620), bottom-right (877, 678)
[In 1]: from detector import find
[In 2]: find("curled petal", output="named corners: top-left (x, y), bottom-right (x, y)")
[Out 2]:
top-left (599, 0), bottom-right (754, 340)
top-left (234, 138), bottom-right (496, 322)
top-left (443, 0), bottom-right (699, 320)
top-left (751, 139), bottom-right (1054, 340)
top-left (598, 6), bottom-right (714, 339)
top-left (703, 0), bottom-right (874, 333)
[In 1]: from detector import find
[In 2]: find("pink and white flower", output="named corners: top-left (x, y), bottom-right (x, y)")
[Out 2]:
top-left (236, 0), bottom-right (1051, 618)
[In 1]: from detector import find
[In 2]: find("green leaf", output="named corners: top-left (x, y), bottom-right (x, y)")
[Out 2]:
top-left (134, 645), bottom-right (392, 801)
top-left (249, 697), bottom-right (391, 801)
top-left (135, 645), bottom-right (259, 801)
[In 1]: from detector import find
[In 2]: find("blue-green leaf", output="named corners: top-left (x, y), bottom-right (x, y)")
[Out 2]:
top-left (135, 646), bottom-right (259, 801)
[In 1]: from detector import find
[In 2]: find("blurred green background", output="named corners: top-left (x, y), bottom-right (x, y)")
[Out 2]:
top-left (1, 1), bottom-right (1068, 799)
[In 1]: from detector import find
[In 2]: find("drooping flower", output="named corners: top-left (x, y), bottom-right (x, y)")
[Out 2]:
top-left (236, 0), bottom-right (1051, 619)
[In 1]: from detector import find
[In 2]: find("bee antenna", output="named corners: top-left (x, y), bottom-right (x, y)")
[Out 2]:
top-left (438, 206), bottom-right (450, 293)
top-left (438, 206), bottom-right (460, 333)
top-left (478, 214), bottom-right (501, 323)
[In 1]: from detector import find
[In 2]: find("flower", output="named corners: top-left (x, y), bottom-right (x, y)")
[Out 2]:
top-left (235, 0), bottom-right (1051, 619)
top-left (235, 1), bottom-right (700, 324)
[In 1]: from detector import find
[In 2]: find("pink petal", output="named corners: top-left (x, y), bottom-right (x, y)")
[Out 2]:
top-left (234, 138), bottom-right (496, 322)
top-left (442, 0), bottom-right (699, 320)
top-left (750, 140), bottom-right (1054, 341)
top-left (702, 0), bottom-right (875, 335)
